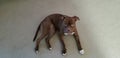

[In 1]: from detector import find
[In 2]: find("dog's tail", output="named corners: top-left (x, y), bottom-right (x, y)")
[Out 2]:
top-left (33, 23), bottom-right (41, 42)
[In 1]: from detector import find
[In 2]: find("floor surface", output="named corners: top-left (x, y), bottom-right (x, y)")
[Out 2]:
top-left (0, 0), bottom-right (120, 58)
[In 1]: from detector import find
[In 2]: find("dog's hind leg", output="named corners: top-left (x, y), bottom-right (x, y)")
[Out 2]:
top-left (45, 24), bottom-right (56, 50)
top-left (35, 23), bottom-right (49, 53)
top-left (35, 32), bottom-right (48, 54)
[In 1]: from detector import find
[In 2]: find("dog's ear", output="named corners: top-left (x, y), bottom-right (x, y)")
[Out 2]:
top-left (73, 16), bottom-right (80, 21)
top-left (61, 16), bottom-right (66, 21)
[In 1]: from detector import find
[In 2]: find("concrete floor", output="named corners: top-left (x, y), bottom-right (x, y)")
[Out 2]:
top-left (0, 0), bottom-right (120, 58)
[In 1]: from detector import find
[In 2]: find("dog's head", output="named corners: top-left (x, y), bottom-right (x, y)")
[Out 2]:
top-left (61, 16), bottom-right (80, 35)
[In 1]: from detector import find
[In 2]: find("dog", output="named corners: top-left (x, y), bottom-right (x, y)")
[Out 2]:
top-left (33, 13), bottom-right (84, 55)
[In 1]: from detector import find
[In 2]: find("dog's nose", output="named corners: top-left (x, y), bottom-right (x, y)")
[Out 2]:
top-left (68, 29), bottom-right (70, 31)
top-left (64, 28), bottom-right (71, 32)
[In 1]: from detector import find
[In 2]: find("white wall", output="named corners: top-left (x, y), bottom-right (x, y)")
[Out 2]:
top-left (0, 0), bottom-right (120, 58)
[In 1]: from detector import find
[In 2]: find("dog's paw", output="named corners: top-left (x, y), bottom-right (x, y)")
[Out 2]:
top-left (62, 50), bottom-right (67, 56)
top-left (79, 49), bottom-right (85, 55)
top-left (49, 47), bottom-right (52, 50)
top-left (35, 47), bottom-right (39, 54)
top-left (35, 50), bottom-right (39, 54)
top-left (62, 52), bottom-right (67, 56)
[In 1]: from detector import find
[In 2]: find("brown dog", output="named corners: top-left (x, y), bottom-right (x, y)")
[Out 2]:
top-left (33, 13), bottom-right (84, 55)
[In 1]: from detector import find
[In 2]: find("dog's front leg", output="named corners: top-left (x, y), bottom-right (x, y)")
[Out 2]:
top-left (73, 30), bottom-right (84, 55)
top-left (58, 33), bottom-right (67, 56)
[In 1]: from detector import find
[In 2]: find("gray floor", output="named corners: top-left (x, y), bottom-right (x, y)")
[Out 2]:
top-left (0, 0), bottom-right (120, 58)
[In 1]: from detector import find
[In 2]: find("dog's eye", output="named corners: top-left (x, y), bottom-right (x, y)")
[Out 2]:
top-left (64, 25), bottom-right (67, 28)
top-left (65, 24), bottom-right (67, 26)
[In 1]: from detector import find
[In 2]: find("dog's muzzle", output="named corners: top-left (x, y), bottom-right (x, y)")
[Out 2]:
top-left (64, 32), bottom-right (75, 36)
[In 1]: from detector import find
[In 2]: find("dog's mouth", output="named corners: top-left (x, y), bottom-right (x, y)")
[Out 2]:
top-left (64, 32), bottom-right (75, 36)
